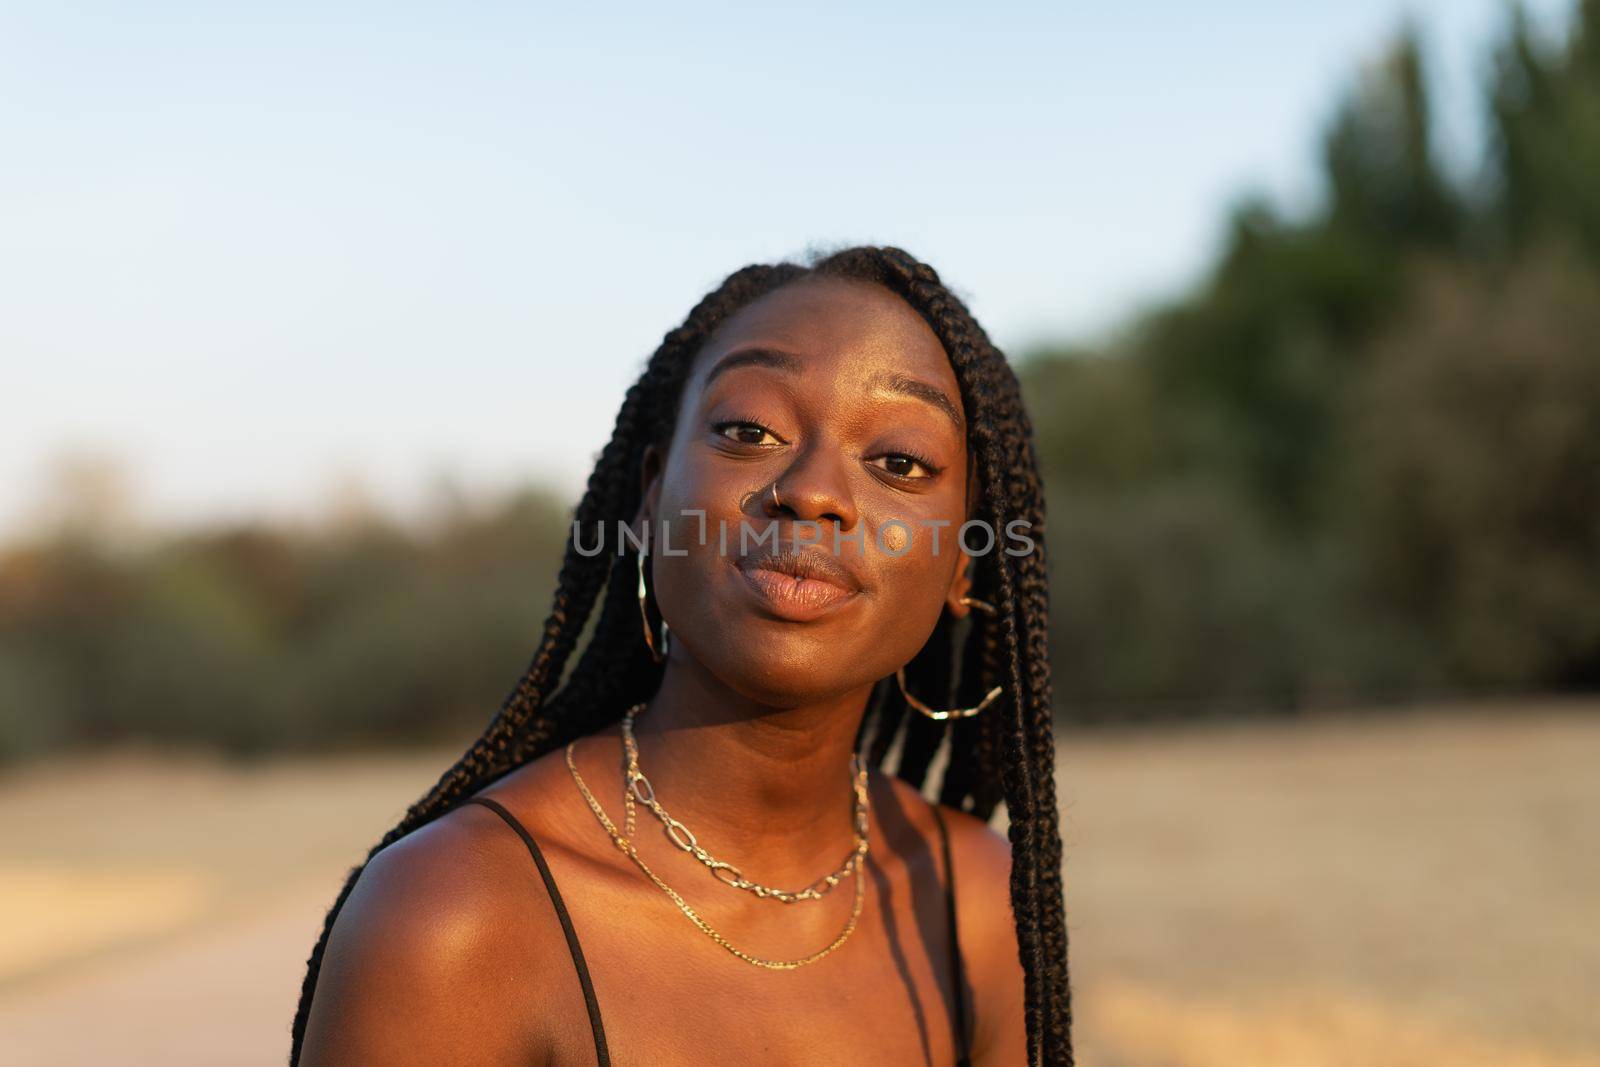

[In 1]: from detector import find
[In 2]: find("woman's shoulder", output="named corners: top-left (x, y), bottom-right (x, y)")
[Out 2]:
top-left (874, 772), bottom-right (1013, 892)
top-left (935, 802), bottom-right (1030, 1062)
top-left (333, 797), bottom-right (546, 960)
top-left (297, 791), bottom-right (568, 1064)
top-left (875, 774), bottom-right (1028, 1062)
top-left (871, 772), bottom-right (1016, 936)
top-left (931, 802), bottom-right (1013, 909)
top-left (934, 802), bottom-right (1023, 974)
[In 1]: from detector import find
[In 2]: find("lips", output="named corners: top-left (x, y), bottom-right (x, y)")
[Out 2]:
top-left (736, 546), bottom-right (862, 622)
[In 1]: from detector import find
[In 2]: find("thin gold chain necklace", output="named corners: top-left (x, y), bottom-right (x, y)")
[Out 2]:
top-left (564, 734), bottom-right (870, 970)
top-left (619, 702), bottom-right (869, 904)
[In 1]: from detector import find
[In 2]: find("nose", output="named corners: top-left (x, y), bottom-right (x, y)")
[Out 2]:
top-left (763, 440), bottom-right (860, 533)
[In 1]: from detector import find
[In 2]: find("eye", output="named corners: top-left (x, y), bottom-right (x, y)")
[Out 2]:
top-left (868, 451), bottom-right (941, 480)
top-left (712, 419), bottom-right (783, 447)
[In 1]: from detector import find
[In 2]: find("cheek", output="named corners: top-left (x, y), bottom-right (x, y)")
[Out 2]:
top-left (657, 448), bottom-right (750, 525)
top-left (859, 523), bottom-right (965, 656)
top-left (647, 466), bottom-right (745, 627)
top-left (878, 538), bottom-right (958, 610)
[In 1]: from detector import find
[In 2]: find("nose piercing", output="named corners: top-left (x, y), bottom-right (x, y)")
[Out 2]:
top-left (770, 482), bottom-right (782, 510)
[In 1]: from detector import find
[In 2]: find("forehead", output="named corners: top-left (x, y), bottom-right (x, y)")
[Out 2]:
top-left (690, 276), bottom-right (957, 393)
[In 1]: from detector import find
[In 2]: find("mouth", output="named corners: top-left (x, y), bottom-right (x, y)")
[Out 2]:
top-left (736, 547), bottom-right (862, 623)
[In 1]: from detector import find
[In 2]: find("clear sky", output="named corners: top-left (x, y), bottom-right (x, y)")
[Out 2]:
top-left (1, 1), bottom-right (1575, 540)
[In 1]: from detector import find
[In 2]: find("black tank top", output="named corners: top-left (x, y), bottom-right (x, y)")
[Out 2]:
top-left (464, 795), bottom-right (974, 1067)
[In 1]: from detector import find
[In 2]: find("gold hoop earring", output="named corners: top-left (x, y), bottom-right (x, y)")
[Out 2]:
top-left (958, 595), bottom-right (997, 616)
top-left (636, 550), bottom-right (669, 663)
top-left (895, 667), bottom-right (1002, 721)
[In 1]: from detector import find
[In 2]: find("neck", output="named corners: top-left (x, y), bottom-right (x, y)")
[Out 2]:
top-left (625, 653), bottom-right (874, 885)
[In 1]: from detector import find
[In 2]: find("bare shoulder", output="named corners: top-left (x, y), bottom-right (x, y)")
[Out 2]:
top-left (932, 802), bottom-right (1029, 1066)
top-left (934, 804), bottom-right (1016, 935)
top-left (297, 799), bottom-right (563, 1066)
top-left (871, 773), bottom-right (1014, 908)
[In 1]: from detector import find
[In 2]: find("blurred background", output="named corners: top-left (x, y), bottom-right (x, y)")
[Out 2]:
top-left (3, 1), bottom-right (1597, 1064)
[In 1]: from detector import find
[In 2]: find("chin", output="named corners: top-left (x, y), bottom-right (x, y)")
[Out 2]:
top-left (692, 627), bottom-right (886, 709)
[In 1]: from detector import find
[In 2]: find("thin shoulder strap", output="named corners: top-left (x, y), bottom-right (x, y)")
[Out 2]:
top-left (930, 804), bottom-right (973, 1067)
top-left (464, 796), bottom-right (611, 1067)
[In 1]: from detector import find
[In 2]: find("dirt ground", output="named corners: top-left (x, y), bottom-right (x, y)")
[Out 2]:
top-left (2, 697), bottom-right (1596, 1066)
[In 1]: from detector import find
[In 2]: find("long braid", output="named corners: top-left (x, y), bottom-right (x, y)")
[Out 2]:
top-left (1009, 393), bottom-right (1071, 1062)
top-left (812, 246), bottom-right (1070, 1064)
top-left (288, 263), bottom-right (804, 1062)
top-left (289, 248), bottom-right (1072, 1066)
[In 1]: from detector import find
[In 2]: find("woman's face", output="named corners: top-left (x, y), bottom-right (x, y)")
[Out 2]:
top-left (641, 275), bottom-right (977, 707)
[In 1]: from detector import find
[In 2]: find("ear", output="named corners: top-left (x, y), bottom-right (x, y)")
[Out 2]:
top-left (631, 442), bottom-right (666, 533)
top-left (944, 548), bottom-right (975, 619)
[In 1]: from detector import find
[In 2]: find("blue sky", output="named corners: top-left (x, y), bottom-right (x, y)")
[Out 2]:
top-left (0, 1), bottom-right (1575, 539)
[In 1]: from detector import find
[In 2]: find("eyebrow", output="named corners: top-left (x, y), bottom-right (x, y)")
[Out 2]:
top-left (702, 346), bottom-right (965, 435)
top-left (702, 347), bottom-right (805, 388)
top-left (869, 370), bottom-right (965, 435)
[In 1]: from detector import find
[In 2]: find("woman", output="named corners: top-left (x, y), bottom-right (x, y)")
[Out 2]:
top-left (292, 246), bottom-right (1072, 1066)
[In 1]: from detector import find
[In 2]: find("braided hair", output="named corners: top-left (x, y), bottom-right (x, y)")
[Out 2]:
top-left (288, 245), bottom-right (1072, 1066)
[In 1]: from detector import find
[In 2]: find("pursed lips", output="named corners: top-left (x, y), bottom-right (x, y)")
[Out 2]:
top-left (735, 547), bottom-right (862, 621)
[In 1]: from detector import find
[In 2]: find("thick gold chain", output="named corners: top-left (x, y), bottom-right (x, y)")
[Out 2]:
top-left (620, 703), bottom-right (869, 904)
top-left (565, 738), bottom-right (869, 970)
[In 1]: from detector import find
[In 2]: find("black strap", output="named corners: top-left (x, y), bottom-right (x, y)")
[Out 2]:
top-left (465, 796), bottom-right (611, 1067)
top-left (930, 805), bottom-right (973, 1066)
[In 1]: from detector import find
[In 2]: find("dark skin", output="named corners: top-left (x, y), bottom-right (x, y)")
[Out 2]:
top-left (300, 277), bottom-right (1028, 1066)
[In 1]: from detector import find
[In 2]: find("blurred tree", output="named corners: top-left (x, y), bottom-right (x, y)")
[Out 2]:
top-left (1111, 29), bottom-right (1461, 533)
top-left (1134, 205), bottom-right (1400, 530)
top-left (1044, 477), bottom-right (1306, 718)
top-left (1022, 7), bottom-right (1600, 716)
top-left (1324, 24), bottom-right (1463, 250)
top-left (1489, 0), bottom-right (1600, 260)
top-left (1332, 249), bottom-right (1600, 688)
top-left (9, 9), bottom-right (1600, 753)
top-left (0, 480), bottom-right (572, 760)
top-left (1023, 347), bottom-right (1167, 490)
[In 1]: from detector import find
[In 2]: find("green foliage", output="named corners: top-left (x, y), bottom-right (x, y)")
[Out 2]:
top-left (1490, 1), bottom-right (1600, 259)
top-left (1020, 1), bottom-right (1600, 715)
top-left (1135, 209), bottom-right (1404, 529)
top-left (0, 488), bottom-right (571, 759)
top-left (7, 6), bottom-right (1600, 751)
top-left (1024, 349), bottom-right (1169, 489)
top-left (1324, 25), bottom-right (1463, 250)
top-left (1044, 478), bottom-right (1304, 717)
top-left (1331, 249), bottom-right (1600, 687)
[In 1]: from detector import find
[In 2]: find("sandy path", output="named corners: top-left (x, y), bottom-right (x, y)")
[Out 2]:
top-left (0, 882), bottom-right (329, 1067)
top-left (2, 700), bottom-right (1597, 1066)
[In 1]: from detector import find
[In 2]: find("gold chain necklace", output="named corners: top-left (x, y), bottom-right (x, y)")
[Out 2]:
top-left (619, 702), bottom-right (869, 904)
top-left (564, 732), bottom-right (870, 970)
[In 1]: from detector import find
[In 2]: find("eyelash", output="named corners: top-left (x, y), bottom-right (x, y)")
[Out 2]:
top-left (711, 417), bottom-right (783, 447)
top-left (710, 418), bottom-right (943, 480)
top-left (873, 446), bottom-right (943, 480)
